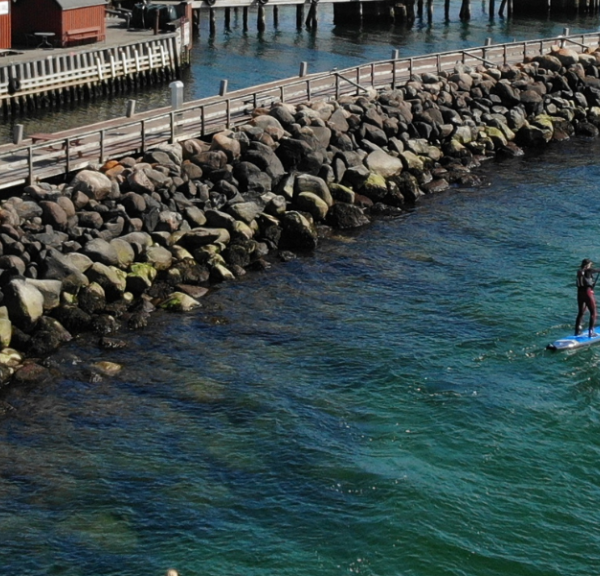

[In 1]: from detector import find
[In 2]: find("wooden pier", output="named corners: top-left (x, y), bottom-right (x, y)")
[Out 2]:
top-left (0, 31), bottom-right (598, 191)
top-left (0, 18), bottom-right (192, 115)
top-left (187, 0), bottom-right (600, 32)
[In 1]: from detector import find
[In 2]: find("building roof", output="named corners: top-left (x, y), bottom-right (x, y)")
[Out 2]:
top-left (55, 0), bottom-right (107, 9)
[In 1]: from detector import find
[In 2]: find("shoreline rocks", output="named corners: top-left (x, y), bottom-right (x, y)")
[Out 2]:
top-left (0, 43), bottom-right (599, 386)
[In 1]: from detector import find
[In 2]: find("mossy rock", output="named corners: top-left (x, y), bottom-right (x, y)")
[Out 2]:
top-left (126, 263), bottom-right (158, 295)
top-left (361, 173), bottom-right (388, 202)
top-left (158, 292), bottom-right (201, 312)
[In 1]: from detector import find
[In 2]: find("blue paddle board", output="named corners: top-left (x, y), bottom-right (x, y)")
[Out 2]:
top-left (547, 331), bottom-right (600, 351)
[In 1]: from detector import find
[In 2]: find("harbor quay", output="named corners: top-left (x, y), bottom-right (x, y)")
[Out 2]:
top-left (0, 33), bottom-right (599, 390)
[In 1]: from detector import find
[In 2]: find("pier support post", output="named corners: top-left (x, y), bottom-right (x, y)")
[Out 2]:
top-left (305, 2), bottom-right (318, 29)
top-left (426, 0), bottom-right (433, 22)
top-left (445, 0), bottom-right (450, 19)
top-left (126, 99), bottom-right (136, 117)
top-left (225, 7), bottom-right (231, 30)
top-left (459, 0), bottom-right (471, 20)
top-left (296, 4), bottom-right (304, 29)
top-left (258, 4), bottom-right (266, 32)
top-left (489, 0), bottom-right (495, 17)
top-left (192, 8), bottom-right (200, 35)
top-left (243, 7), bottom-right (249, 31)
top-left (170, 81), bottom-right (184, 109)
top-left (209, 8), bottom-right (216, 35)
top-left (274, 5), bottom-right (279, 27)
top-left (12, 124), bottom-right (23, 145)
top-left (417, 0), bottom-right (423, 18)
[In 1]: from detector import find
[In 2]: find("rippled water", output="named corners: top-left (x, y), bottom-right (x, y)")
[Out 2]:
top-left (2, 137), bottom-right (600, 575)
top-left (2, 3), bottom-right (600, 575)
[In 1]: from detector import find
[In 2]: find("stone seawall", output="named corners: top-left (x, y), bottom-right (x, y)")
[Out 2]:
top-left (0, 42), bottom-right (597, 389)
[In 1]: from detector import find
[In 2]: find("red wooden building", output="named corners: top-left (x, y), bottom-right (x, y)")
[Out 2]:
top-left (0, 0), bottom-right (10, 50)
top-left (12, 0), bottom-right (106, 48)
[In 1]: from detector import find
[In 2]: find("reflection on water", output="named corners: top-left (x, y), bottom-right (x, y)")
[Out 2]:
top-left (1, 2), bottom-right (598, 143)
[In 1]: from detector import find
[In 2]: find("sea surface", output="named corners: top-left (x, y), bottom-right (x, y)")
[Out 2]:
top-left (2, 3), bottom-right (600, 576)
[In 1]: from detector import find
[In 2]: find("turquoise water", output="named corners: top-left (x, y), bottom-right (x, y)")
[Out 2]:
top-left (3, 138), bottom-right (600, 575)
top-left (3, 2), bottom-right (600, 574)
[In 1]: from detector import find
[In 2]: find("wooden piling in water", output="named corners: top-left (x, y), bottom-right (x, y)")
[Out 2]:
top-left (209, 8), bottom-right (216, 35)
top-left (459, 0), bottom-right (471, 20)
top-left (305, 2), bottom-right (318, 29)
top-left (296, 3), bottom-right (304, 28)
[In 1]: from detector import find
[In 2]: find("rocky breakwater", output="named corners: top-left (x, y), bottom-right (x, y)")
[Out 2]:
top-left (0, 43), bottom-right (598, 388)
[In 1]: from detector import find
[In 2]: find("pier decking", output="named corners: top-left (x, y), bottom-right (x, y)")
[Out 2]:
top-left (0, 31), bottom-right (598, 191)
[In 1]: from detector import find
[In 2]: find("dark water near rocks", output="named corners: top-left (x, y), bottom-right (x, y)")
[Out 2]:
top-left (2, 3), bottom-right (600, 576)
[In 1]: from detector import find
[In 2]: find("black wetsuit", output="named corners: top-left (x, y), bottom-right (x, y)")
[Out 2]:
top-left (575, 268), bottom-right (600, 336)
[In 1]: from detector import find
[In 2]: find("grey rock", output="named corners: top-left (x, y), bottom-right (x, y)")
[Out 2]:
top-left (84, 238), bottom-right (120, 267)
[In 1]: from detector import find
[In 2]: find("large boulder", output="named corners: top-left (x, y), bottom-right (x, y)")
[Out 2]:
top-left (295, 192), bottom-right (329, 221)
top-left (365, 150), bottom-right (403, 178)
top-left (326, 203), bottom-right (370, 229)
top-left (280, 211), bottom-right (318, 251)
top-left (533, 53), bottom-right (563, 72)
top-left (110, 238), bottom-right (136, 268)
top-left (178, 228), bottom-right (226, 250)
top-left (143, 245), bottom-right (173, 271)
top-left (158, 291), bottom-right (201, 311)
top-left (294, 174), bottom-right (333, 206)
top-left (233, 161), bottom-right (273, 194)
top-left (127, 170), bottom-right (155, 195)
top-left (84, 238), bottom-right (120, 267)
top-left (211, 131), bottom-right (242, 162)
top-left (70, 170), bottom-right (113, 201)
top-left (127, 263), bottom-right (158, 295)
top-left (40, 248), bottom-right (89, 292)
top-left (552, 47), bottom-right (579, 68)
top-left (28, 316), bottom-right (72, 356)
top-left (251, 114), bottom-right (285, 140)
top-left (25, 279), bottom-right (62, 311)
top-left (77, 282), bottom-right (106, 315)
top-left (243, 142), bottom-right (286, 183)
top-left (148, 143), bottom-right (183, 166)
top-left (86, 263), bottom-right (127, 301)
top-left (227, 201), bottom-right (263, 224)
top-left (4, 279), bottom-right (44, 332)
top-left (39, 201), bottom-right (68, 231)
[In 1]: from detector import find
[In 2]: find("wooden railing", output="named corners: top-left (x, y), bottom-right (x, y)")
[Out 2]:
top-left (0, 32), bottom-right (599, 191)
top-left (0, 35), bottom-right (180, 104)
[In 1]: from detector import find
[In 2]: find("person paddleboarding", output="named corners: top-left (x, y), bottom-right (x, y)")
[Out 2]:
top-left (575, 258), bottom-right (600, 337)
